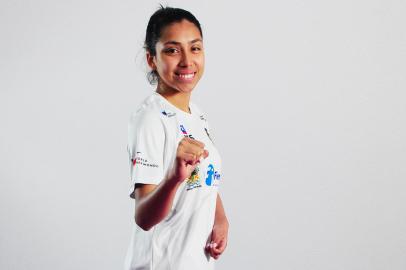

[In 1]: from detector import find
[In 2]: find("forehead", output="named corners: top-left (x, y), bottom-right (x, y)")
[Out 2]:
top-left (158, 19), bottom-right (202, 45)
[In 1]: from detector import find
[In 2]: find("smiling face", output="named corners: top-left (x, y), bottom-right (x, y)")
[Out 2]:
top-left (147, 19), bottom-right (205, 94)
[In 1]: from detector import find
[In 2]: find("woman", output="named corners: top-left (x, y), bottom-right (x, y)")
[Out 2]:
top-left (124, 5), bottom-right (229, 270)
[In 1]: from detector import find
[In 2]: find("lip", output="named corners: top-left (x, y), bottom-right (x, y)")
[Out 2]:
top-left (175, 71), bottom-right (196, 75)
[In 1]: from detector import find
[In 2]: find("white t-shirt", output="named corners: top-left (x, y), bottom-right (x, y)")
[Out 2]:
top-left (124, 92), bottom-right (222, 270)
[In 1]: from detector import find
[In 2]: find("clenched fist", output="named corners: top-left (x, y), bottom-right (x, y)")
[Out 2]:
top-left (169, 137), bottom-right (209, 184)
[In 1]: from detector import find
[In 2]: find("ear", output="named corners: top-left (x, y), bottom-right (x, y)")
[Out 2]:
top-left (146, 51), bottom-right (157, 71)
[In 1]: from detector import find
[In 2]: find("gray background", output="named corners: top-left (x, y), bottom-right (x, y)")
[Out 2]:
top-left (1, 0), bottom-right (405, 269)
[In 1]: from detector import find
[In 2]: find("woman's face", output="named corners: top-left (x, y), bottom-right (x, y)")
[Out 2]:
top-left (148, 19), bottom-right (205, 94)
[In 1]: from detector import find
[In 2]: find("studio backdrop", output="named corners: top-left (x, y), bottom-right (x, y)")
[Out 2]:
top-left (1, 0), bottom-right (405, 269)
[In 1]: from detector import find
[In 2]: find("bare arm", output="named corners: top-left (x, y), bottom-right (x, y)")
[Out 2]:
top-left (133, 177), bottom-right (181, 231)
top-left (206, 192), bottom-right (229, 259)
top-left (133, 137), bottom-right (209, 231)
top-left (214, 192), bottom-right (229, 227)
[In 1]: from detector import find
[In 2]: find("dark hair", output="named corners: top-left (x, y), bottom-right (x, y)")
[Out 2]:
top-left (144, 4), bottom-right (203, 85)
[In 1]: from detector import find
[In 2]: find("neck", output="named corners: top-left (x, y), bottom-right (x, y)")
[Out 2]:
top-left (156, 83), bottom-right (191, 114)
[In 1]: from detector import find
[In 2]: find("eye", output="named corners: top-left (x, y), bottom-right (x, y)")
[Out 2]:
top-left (165, 48), bottom-right (179, 54)
top-left (192, 47), bottom-right (201, 52)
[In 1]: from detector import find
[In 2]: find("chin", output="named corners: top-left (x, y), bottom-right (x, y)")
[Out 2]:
top-left (160, 78), bottom-right (197, 94)
top-left (177, 87), bottom-right (195, 94)
top-left (173, 83), bottom-right (196, 93)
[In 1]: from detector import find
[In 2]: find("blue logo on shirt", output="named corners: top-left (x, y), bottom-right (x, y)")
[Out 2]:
top-left (205, 164), bottom-right (221, 186)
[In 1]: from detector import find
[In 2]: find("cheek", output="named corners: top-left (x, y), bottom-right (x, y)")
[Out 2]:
top-left (160, 60), bottom-right (176, 76)
top-left (198, 55), bottom-right (205, 68)
top-left (198, 58), bottom-right (205, 74)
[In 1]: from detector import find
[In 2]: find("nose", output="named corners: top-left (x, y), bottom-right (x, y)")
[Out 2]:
top-left (179, 50), bottom-right (192, 67)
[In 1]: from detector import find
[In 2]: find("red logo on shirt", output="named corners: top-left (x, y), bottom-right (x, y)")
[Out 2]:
top-left (180, 124), bottom-right (195, 139)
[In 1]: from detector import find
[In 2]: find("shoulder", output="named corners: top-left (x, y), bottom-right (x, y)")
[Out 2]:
top-left (127, 105), bottom-right (165, 144)
top-left (128, 94), bottom-right (165, 130)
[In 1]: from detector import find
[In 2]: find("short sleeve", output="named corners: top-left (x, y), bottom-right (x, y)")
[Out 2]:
top-left (127, 111), bottom-right (165, 198)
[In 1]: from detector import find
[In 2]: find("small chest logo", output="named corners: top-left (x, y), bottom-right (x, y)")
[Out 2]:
top-left (180, 124), bottom-right (195, 139)
top-left (161, 110), bottom-right (176, 117)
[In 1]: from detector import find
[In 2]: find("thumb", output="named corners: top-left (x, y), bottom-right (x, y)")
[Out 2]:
top-left (194, 150), bottom-right (209, 165)
top-left (214, 239), bottom-right (225, 252)
top-left (202, 149), bottom-right (209, 159)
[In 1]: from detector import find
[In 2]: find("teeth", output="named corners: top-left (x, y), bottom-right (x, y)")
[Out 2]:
top-left (177, 73), bottom-right (194, 79)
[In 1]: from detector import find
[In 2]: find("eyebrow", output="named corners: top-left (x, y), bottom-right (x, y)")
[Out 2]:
top-left (163, 38), bottom-right (203, 46)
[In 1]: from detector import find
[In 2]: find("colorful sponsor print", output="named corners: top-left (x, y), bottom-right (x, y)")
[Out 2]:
top-left (186, 167), bottom-right (202, 191)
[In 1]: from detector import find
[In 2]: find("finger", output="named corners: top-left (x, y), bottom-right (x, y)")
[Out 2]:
top-left (212, 242), bottom-right (222, 255)
top-left (205, 230), bottom-right (214, 252)
top-left (179, 137), bottom-right (204, 150)
top-left (183, 147), bottom-right (204, 157)
top-left (181, 153), bottom-right (198, 165)
top-left (202, 149), bottom-right (209, 159)
top-left (209, 242), bottom-right (218, 258)
top-left (206, 241), bottom-right (215, 258)
top-left (183, 144), bottom-right (204, 155)
top-left (212, 250), bottom-right (221, 260)
top-left (182, 151), bottom-right (202, 165)
top-left (183, 147), bottom-right (206, 162)
top-left (185, 137), bottom-right (205, 148)
top-left (214, 239), bottom-right (226, 253)
top-left (205, 242), bottom-right (212, 254)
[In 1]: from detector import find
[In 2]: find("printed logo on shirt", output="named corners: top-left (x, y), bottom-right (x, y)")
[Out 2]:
top-left (131, 154), bottom-right (159, 168)
top-left (179, 124), bottom-right (195, 139)
top-left (131, 152), bottom-right (142, 166)
top-left (200, 114), bottom-right (207, 121)
top-left (161, 110), bottom-right (176, 117)
top-left (205, 164), bottom-right (221, 187)
top-left (186, 166), bottom-right (202, 191)
top-left (180, 124), bottom-right (187, 134)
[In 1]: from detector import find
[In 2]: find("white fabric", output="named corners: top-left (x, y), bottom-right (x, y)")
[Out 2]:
top-left (124, 92), bottom-right (222, 270)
